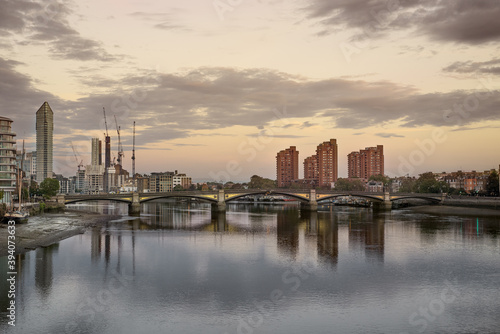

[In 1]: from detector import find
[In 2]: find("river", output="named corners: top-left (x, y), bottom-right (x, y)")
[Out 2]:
top-left (1, 201), bottom-right (500, 334)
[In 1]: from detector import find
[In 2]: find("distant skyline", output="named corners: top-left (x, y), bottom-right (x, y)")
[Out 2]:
top-left (1, 0), bottom-right (499, 181)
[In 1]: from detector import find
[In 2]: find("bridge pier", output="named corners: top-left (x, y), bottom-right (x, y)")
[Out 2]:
top-left (211, 189), bottom-right (227, 212)
top-left (128, 192), bottom-right (141, 216)
top-left (56, 194), bottom-right (66, 204)
top-left (373, 192), bottom-right (392, 211)
top-left (300, 189), bottom-right (318, 211)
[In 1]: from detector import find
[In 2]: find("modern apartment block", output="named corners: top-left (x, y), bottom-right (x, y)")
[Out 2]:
top-left (316, 139), bottom-right (338, 186)
top-left (149, 172), bottom-right (174, 192)
top-left (91, 138), bottom-right (102, 166)
top-left (27, 151), bottom-right (36, 179)
top-left (85, 164), bottom-right (104, 194)
top-left (173, 171), bottom-right (192, 189)
top-left (0, 116), bottom-right (17, 204)
top-left (348, 145), bottom-right (384, 179)
top-left (276, 146), bottom-right (299, 188)
top-left (84, 137), bottom-right (105, 194)
top-left (36, 102), bottom-right (54, 184)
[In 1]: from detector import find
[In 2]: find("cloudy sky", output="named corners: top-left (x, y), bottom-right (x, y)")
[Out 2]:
top-left (2, 0), bottom-right (500, 181)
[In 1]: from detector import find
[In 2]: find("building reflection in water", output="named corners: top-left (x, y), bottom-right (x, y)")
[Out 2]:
top-left (105, 233), bottom-right (111, 267)
top-left (35, 244), bottom-right (58, 299)
top-left (318, 212), bottom-right (339, 263)
top-left (91, 227), bottom-right (102, 262)
top-left (276, 208), bottom-right (300, 259)
top-left (348, 209), bottom-right (385, 262)
top-left (143, 201), bottom-right (211, 230)
top-left (303, 211), bottom-right (339, 264)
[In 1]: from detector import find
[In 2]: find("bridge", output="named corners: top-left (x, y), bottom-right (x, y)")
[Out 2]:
top-left (58, 189), bottom-right (446, 215)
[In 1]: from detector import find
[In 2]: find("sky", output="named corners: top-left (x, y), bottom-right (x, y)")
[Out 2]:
top-left (1, 0), bottom-right (500, 182)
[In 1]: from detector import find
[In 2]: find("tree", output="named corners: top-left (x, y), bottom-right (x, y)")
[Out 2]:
top-left (448, 187), bottom-right (466, 196)
top-left (21, 188), bottom-right (29, 201)
top-left (334, 178), bottom-right (365, 191)
top-left (40, 178), bottom-right (60, 199)
top-left (29, 183), bottom-right (42, 197)
top-left (414, 172), bottom-right (449, 193)
top-left (173, 185), bottom-right (184, 191)
top-left (248, 175), bottom-right (276, 189)
top-left (398, 178), bottom-right (416, 193)
top-left (368, 174), bottom-right (390, 185)
top-left (486, 170), bottom-right (499, 196)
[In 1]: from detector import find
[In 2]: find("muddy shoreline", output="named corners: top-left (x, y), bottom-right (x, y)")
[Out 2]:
top-left (0, 209), bottom-right (122, 257)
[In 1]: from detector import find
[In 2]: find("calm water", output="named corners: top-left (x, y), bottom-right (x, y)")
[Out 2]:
top-left (1, 201), bottom-right (500, 334)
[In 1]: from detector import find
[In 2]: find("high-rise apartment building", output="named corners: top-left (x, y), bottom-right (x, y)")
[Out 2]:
top-left (303, 155), bottom-right (318, 181)
top-left (276, 146), bottom-right (299, 188)
top-left (75, 169), bottom-right (85, 193)
top-left (36, 102), bottom-right (54, 184)
top-left (348, 145), bottom-right (384, 179)
top-left (103, 135), bottom-right (111, 192)
top-left (91, 138), bottom-right (102, 166)
top-left (347, 151), bottom-right (361, 178)
top-left (0, 116), bottom-right (17, 204)
top-left (26, 151), bottom-right (36, 179)
top-left (317, 139), bottom-right (338, 186)
top-left (85, 137), bottom-right (104, 194)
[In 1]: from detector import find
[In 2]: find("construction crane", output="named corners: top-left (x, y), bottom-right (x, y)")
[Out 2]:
top-left (114, 115), bottom-right (124, 166)
top-left (103, 107), bottom-right (109, 137)
top-left (71, 142), bottom-right (84, 170)
top-left (132, 121), bottom-right (136, 185)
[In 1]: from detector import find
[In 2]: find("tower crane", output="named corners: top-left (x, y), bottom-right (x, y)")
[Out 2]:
top-left (103, 107), bottom-right (109, 137)
top-left (132, 121), bottom-right (136, 185)
top-left (71, 142), bottom-right (84, 170)
top-left (114, 115), bottom-right (124, 166)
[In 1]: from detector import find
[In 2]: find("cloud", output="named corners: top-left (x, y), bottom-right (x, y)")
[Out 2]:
top-left (0, 0), bottom-right (41, 34)
top-left (443, 58), bottom-right (500, 75)
top-left (3, 61), bottom-right (500, 154)
top-left (129, 11), bottom-right (191, 32)
top-left (375, 132), bottom-right (404, 138)
top-left (300, 121), bottom-right (315, 129)
top-left (451, 125), bottom-right (500, 132)
top-left (0, 0), bottom-right (117, 61)
top-left (172, 143), bottom-right (207, 147)
top-left (304, 0), bottom-right (500, 45)
top-left (0, 57), bottom-right (63, 140)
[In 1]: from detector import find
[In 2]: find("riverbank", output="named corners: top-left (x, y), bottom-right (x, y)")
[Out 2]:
top-left (0, 210), bottom-right (121, 257)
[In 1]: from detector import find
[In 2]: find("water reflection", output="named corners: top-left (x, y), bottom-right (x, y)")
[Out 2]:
top-left (277, 208), bottom-right (300, 258)
top-left (348, 211), bottom-right (385, 262)
top-left (2, 202), bottom-right (499, 334)
top-left (35, 244), bottom-right (58, 299)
